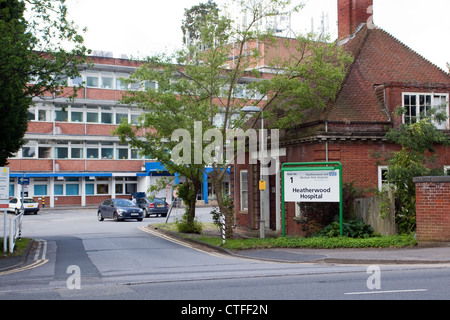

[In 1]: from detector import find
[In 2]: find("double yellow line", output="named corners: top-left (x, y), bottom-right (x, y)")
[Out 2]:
top-left (0, 239), bottom-right (48, 276)
top-left (0, 259), bottom-right (48, 276)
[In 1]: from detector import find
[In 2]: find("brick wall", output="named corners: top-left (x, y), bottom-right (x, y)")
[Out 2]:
top-left (414, 176), bottom-right (450, 246)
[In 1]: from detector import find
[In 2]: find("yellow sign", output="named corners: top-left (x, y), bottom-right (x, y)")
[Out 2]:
top-left (259, 180), bottom-right (266, 191)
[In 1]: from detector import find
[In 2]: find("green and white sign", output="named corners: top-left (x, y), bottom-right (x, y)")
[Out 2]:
top-left (284, 170), bottom-right (340, 202)
top-left (281, 162), bottom-right (343, 237)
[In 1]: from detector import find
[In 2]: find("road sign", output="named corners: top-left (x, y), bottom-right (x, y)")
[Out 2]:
top-left (284, 170), bottom-right (340, 203)
top-left (281, 162), bottom-right (343, 237)
top-left (0, 167), bottom-right (10, 208)
top-left (18, 177), bottom-right (30, 185)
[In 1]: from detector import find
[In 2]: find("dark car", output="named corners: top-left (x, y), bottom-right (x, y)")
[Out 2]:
top-left (137, 197), bottom-right (169, 217)
top-left (97, 198), bottom-right (144, 222)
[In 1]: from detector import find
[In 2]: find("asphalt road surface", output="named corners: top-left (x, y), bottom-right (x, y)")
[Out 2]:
top-left (1, 208), bottom-right (449, 305)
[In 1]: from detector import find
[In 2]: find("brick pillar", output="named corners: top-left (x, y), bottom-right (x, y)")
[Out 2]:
top-left (414, 176), bottom-right (450, 247)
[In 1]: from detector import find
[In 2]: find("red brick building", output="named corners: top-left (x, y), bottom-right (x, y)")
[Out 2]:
top-left (232, 0), bottom-right (450, 235)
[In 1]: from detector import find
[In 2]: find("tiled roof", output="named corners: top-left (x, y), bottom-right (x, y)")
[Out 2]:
top-left (322, 24), bottom-right (450, 124)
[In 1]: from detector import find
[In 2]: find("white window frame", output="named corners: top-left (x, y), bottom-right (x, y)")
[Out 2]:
top-left (240, 170), bottom-right (248, 211)
top-left (378, 166), bottom-right (389, 191)
top-left (402, 92), bottom-right (449, 129)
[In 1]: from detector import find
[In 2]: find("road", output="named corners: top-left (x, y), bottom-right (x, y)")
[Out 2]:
top-left (1, 207), bottom-right (449, 304)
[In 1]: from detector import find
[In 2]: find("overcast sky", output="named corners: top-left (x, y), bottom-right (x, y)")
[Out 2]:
top-left (66, 0), bottom-right (449, 71)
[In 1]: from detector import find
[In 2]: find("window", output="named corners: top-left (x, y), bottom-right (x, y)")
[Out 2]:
top-left (70, 105), bottom-right (84, 122)
top-left (38, 146), bottom-right (51, 159)
top-left (96, 177), bottom-right (110, 195)
top-left (86, 106), bottom-right (99, 123)
top-left (101, 142), bottom-right (114, 159)
top-left (116, 73), bottom-right (129, 90)
top-left (66, 184), bottom-right (79, 196)
top-left (116, 148), bottom-right (128, 160)
top-left (378, 166), bottom-right (389, 191)
top-left (55, 105), bottom-right (68, 122)
top-left (115, 109), bottom-right (128, 124)
top-left (444, 166), bottom-right (450, 176)
top-left (28, 107), bottom-right (36, 121)
top-left (54, 184), bottom-right (64, 195)
top-left (101, 107), bottom-right (113, 124)
top-left (240, 170), bottom-right (248, 211)
top-left (87, 141), bottom-right (99, 159)
top-left (55, 147), bottom-right (68, 159)
top-left (101, 72), bottom-right (114, 89)
top-left (403, 93), bottom-right (449, 129)
top-left (71, 147), bottom-right (83, 159)
top-left (34, 178), bottom-right (48, 196)
top-left (22, 146), bottom-right (36, 158)
top-left (86, 71), bottom-right (99, 87)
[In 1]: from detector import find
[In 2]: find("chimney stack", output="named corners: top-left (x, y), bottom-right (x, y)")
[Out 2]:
top-left (338, 0), bottom-right (373, 40)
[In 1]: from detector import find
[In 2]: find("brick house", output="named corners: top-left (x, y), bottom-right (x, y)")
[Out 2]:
top-left (232, 0), bottom-right (450, 236)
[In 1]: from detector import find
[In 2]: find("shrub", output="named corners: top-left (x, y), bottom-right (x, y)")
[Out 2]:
top-left (315, 218), bottom-right (375, 238)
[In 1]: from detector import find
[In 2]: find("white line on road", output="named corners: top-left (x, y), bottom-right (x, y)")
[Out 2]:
top-left (344, 289), bottom-right (428, 295)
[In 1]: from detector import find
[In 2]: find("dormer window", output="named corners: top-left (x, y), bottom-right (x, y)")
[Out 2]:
top-left (402, 93), bottom-right (449, 129)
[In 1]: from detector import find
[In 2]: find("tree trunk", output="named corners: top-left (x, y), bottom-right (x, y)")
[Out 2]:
top-left (212, 173), bottom-right (234, 239)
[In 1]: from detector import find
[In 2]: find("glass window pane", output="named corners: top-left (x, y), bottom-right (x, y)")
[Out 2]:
top-left (71, 111), bottom-right (83, 122)
top-left (71, 148), bottom-right (83, 159)
top-left (97, 184), bottom-right (109, 195)
top-left (55, 110), bottom-right (68, 122)
top-left (117, 149), bottom-right (128, 159)
top-left (66, 184), bottom-right (79, 196)
top-left (116, 113), bottom-right (128, 124)
top-left (87, 76), bottom-right (99, 87)
top-left (101, 148), bottom-right (113, 159)
top-left (87, 148), bottom-right (98, 159)
top-left (34, 185), bottom-right (47, 196)
top-left (86, 184), bottom-right (94, 195)
top-left (101, 77), bottom-right (114, 89)
top-left (87, 112), bottom-right (98, 123)
top-left (56, 147), bottom-right (68, 159)
top-left (101, 113), bottom-right (113, 124)
top-left (22, 147), bottom-right (36, 158)
top-left (54, 185), bottom-right (64, 195)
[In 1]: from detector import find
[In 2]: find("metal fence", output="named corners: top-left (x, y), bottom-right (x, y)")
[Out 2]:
top-left (2, 211), bottom-right (24, 254)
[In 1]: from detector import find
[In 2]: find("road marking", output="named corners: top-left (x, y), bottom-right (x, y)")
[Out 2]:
top-left (344, 289), bottom-right (428, 295)
top-left (138, 226), bottom-right (232, 259)
top-left (0, 239), bottom-right (48, 276)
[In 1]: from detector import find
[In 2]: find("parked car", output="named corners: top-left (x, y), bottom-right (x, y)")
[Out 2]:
top-left (97, 198), bottom-right (144, 222)
top-left (8, 197), bottom-right (39, 215)
top-left (136, 197), bottom-right (169, 217)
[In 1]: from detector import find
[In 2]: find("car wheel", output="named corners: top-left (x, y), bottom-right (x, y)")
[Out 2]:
top-left (15, 208), bottom-right (20, 215)
top-left (137, 218), bottom-right (143, 222)
top-left (143, 209), bottom-right (148, 218)
top-left (113, 212), bottom-right (120, 222)
top-left (97, 211), bottom-right (104, 221)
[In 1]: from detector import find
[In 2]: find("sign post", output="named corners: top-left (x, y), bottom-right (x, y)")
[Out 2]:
top-left (1, 167), bottom-right (10, 254)
top-left (281, 162), bottom-right (343, 237)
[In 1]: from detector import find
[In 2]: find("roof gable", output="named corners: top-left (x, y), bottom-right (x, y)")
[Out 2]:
top-left (324, 25), bottom-right (450, 123)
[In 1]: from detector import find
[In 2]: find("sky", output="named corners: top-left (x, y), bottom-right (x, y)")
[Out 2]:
top-left (66, 0), bottom-right (449, 71)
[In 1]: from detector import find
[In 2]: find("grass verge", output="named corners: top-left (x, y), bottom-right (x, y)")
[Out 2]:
top-left (152, 223), bottom-right (417, 250)
top-left (0, 238), bottom-right (32, 258)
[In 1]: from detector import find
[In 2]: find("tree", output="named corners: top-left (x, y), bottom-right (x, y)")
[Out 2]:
top-left (383, 107), bottom-right (450, 233)
top-left (116, 0), bottom-right (351, 238)
top-left (0, 0), bottom-right (89, 166)
top-left (181, 0), bottom-right (219, 47)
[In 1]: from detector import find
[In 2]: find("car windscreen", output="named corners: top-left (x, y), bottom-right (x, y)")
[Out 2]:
top-left (115, 199), bottom-right (135, 207)
top-left (23, 199), bottom-right (36, 203)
